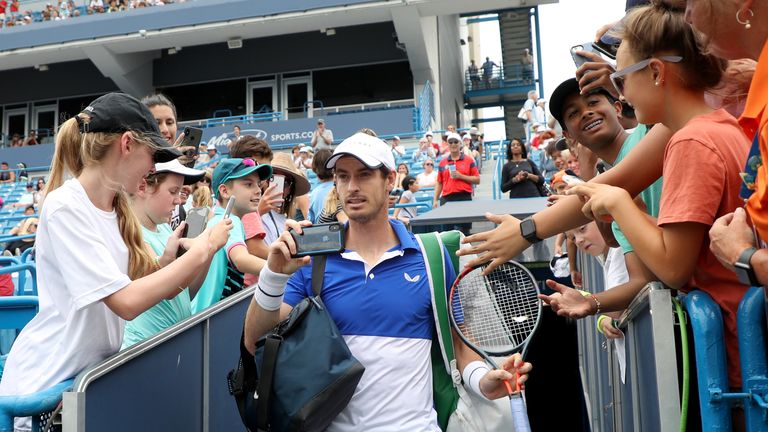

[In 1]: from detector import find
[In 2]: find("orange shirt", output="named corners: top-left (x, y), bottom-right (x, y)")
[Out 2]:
top-left (659, 109), bottom-right (750, 386)
top-left (743, 38), bottom-right (768, 241)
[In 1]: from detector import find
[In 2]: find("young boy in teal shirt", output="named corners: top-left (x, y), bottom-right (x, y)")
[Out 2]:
top-left (191, 158), bottom-right (272, 313)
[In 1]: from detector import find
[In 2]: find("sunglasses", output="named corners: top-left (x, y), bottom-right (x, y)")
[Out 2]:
top-left (201, 177), bottom-right (211, 183)
top-left (424, 163), bottom-right (434, 166)
top-left (609, 56), bottom-right (682, 99)
top-left (448, 139), bottom-right (460, 144)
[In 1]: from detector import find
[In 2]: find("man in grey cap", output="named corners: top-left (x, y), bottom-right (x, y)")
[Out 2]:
top-left (311, 119), bottom-right (334, 151)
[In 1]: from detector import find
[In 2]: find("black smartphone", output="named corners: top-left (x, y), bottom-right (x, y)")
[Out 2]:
top-left (290, 223), bottom-right (345, 257)
top-left (593, 34), bottom-right (620, 60)
top-left (180, 127), bottom-right (203, 150)
top-left (570, 43), bottom-right (598, 68)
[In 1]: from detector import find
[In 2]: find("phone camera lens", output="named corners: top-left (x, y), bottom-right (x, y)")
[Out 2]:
top-left (330, 225), bottom-right (339, 232)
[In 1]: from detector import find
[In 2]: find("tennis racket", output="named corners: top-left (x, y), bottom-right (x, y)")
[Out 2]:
top-left (449, 261), bottom-right (541, 432)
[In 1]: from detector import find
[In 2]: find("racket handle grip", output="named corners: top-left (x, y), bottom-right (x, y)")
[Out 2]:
top-left (510, 394), bottom-right (531, 432)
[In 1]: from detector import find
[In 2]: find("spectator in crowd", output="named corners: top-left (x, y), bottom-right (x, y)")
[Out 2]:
top-left (142, 93), bottom-right (196, 230)
top-left (446, 124), bottom-right (457, 133)
top-left (232, 125), bottom-right (242, 142)
top-left (205, 143), bottom-right (221, 169)
top-left (433, 132), bottom-right (480, 235)
top-left (416, 158), bottom-right (437, 188)
top-left (501, 138), bottom-right (544, 199)
top-left (390, 136), bottom-right (405, 157)
top-left (522, 48), bottom-right (534, 83)
top-left (560, 148), bottom-right (580, 177)
top-left (547, 2), bottom-right (749, 393)
top-left (291, 145), bottom-right (302, 168)
top-left (316, 186), bottom-right (348, 224)
top-left (229, 136), bottom-right (283, 222)
top-left (10, 134), bottom-right (22, 148)
top-left (521, 90), bottom-right (539, 146)
top-left (0, 0), bottom-right (7, 22)
top-left (412, 137), bottom-right (436, 163)
top-left (468, 127), bottom-right (483, 160)
top-left (533, 98), bottom-right (547, 126)
top-left (308, 149), bottom-right (334, 224)
top-left (393, 162), bottom-right (410, 194)
top-left (89, 0), bottom-right (104, 12)
top-left (226, 137), bottom-right (275, 285)
top-left (16, 162), bottom-right (28, 182)
top-left (6, 206), bottom-right (35, 238)
top-left (23, 131), bottom-right (37, 146)
top-left (0, 94), bottom-right (231, 430)
top-left (4, 217), bottom-right (37, 256)
top-left (297, 146), bottom-right (313, 171)
top-left (481, 56), bottom-right (498, 88)
top-left (121, 160), bottom-right (209, 349)
top-left (10, 183), bottom-right (36, 208)
top-left (0, 162), bottom-right (15, 183)
top-left (243, 132), bottom-right (531, 431)
top-left (468, 60), bottom-right (480, 88)
top-left (191, 158), bottom-right (271, 313)
top-left (542, 139), bottom-right (563, 181)
top-left (392, 175), bottom-right (420, 225)
top-left (310, 119), bottom-right (334, 150)
top-left (425, 131), bottom-right (439, 154)
top-left (260, 152), bottom-right (311, 244)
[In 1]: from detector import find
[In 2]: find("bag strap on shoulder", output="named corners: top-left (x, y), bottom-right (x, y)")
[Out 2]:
top-left (415, 232), bottom-right (455, 373)
top-left (311, 255), bottom-right (327, 297)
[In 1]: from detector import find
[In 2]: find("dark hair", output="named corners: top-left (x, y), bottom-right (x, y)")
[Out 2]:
top-left (24, 205), bottom-right (34, 213)
top-left (234, 125), bottom-right (241, 130)
top-left (401, 175), bottom-right (417, 191)
top-left (621, 101), bottom-right (636, 120)
top-left (311, 149), bottom-right (334, 181)
top-left (140, 93), bottom-right (177, 119)
top-left (619, 1), bottom-right (725, 92)
top-left (506, 139), bottom-right (527, 160)
top-left (230, 136), bottom-right (273, 162)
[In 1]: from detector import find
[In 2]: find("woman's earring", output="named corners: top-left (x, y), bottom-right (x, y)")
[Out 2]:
top-left (736, 8), bottom-right (753, 29)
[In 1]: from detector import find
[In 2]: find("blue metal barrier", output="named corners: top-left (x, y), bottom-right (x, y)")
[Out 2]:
top-left (0, 378), bottom-right (74, 432)
top-left (738, 287), bottom-right (768, 431)
top-left (62, 288), bottom-right (253, 431)
top-left (682, 291), bottom-right (732, 430)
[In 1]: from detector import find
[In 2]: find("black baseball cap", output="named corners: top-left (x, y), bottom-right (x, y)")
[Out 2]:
top-left (549, 78), bottom-right (614, 132)
top-left (80, 93), bottom-right (182, 163)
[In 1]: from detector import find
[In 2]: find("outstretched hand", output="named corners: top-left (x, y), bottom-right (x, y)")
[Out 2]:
top-left (539, 279), bottom-right (594, 318)
top-left (478, 353), bottom-right (532, 399)
top-left (457, 213), bottom-right (529, 273)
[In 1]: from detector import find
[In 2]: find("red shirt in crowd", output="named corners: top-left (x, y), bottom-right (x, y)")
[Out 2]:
top-left (10, 0), bottom-right (18, 13)
top-left (0, 1), bottom-right (8, 13)
top-left (437, 154), bottom-right (479, 196)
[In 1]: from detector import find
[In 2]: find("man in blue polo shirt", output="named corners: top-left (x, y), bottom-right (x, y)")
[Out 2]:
top-left (244, 132), bottom-right (531, 431)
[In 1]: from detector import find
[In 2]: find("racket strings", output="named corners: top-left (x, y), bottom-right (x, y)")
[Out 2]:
top-left (453, 263), bottom-right (540, 353)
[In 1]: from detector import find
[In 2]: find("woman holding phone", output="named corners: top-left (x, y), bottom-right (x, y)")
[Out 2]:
top-left (0, 93), bottom-right (231, 431)
top-left (122, 159), bottom-right (218, 349)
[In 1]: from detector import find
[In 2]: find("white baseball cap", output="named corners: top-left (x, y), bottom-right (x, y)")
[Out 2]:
top-left (299, 146), bottom-right (310, 153)
top-left (446, 132), bottom-right (462, 142)
top-left (207, 142), bottom-right (216, 150)
top-left (153, 159), bottom-right (206, 185)
top-left (325, 132), bottom-right (396, 171)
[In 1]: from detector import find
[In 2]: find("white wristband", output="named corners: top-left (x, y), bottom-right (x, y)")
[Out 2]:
top-left (254, 266), bottom-right (290, 311)
top-left (462, 360), bottom-right (491, 399)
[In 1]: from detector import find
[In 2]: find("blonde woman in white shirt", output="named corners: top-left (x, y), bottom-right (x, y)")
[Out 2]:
top-left (0, 93), bottom-right (231, 431)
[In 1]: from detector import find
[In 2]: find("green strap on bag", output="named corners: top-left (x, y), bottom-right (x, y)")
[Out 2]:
top-left (415, 230), bottom-right (463, 431)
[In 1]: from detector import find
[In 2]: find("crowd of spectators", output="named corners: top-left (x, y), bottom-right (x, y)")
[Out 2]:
top-left (0, 0), bottom-right (187, 28)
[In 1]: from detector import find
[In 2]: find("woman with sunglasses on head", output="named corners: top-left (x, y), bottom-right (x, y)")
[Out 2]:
top-left (556, 1), bottom-right (750, 404)
top-left (0, 93), bottom-right (232, 431)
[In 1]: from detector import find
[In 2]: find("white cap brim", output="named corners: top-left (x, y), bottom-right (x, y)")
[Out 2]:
top-left (154, 159), bottom-right (205, 185)
top-left (325, 132), bottom-right (396, 171)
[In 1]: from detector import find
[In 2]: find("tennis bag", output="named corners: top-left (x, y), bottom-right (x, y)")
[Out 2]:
top-left (415, 231), bottom-right (515, 432)
top-left (227, 255), bottom-right (365, 432)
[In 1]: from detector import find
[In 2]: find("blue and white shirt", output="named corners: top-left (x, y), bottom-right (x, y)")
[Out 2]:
top-left (283, 220), bottom-right (455, 432)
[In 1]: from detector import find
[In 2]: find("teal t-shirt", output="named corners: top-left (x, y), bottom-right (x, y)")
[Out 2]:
top-left (190, 207), bottom-right (246, 313)
top-left (122, 224), bottom-right (192, 349)
top-left (611, 124), bottom-right (664, 254)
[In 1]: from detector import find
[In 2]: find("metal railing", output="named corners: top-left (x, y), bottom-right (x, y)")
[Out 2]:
top-left (464, 64), bottom-right (534, 92)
